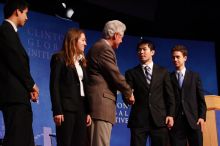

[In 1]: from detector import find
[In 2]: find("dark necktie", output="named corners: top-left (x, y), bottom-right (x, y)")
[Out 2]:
top-left (145, 66), bottom-right (151, 85)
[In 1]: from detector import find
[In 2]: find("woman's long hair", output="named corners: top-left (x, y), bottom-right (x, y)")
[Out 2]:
top-left (59, 28), bottom-right (86, 67)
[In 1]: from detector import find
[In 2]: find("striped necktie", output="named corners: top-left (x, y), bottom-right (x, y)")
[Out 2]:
top-left (145, 66), bottom-right (151, 85)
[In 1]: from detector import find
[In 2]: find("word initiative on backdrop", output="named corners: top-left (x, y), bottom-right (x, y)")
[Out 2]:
top-left (116, 101), bottom-right (129, 124)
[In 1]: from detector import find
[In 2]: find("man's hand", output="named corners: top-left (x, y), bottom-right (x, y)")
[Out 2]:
top-left (86, 115), bottom-right (92, 126)
top-left (30, 84), bottom-right (39, 102)
top-left (54, 115), bottom-right (64, 126)
top-left (127, 95), bottom-right (135, 105)
top-left (166, 116), bottom-right (174, 129)
top-left (197, 118), bottom-right (205, 132)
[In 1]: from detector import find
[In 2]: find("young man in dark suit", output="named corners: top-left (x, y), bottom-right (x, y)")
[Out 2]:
top-left (125, 39), bottom-right (175, 146)
top-left (0, 0), bottom-right (39, 146)
top-left (170, 45), bottom-right (207, 146)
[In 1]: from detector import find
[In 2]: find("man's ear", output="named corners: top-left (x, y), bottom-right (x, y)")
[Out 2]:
top-left (15, 9), bottom-right (20, 17)
top-left (184, 56), bottom-right (187, 61)
top-left (151, 50), bottom-right (155, 56)
top-left (113, 33), bottom-right (117, 40)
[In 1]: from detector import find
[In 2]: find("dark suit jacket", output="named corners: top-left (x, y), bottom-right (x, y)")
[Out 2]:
top-left (125, 64), bottom-right (175, 128)
top-left (86, 39), bottom-right (132, 124)
top-left (170, 70), bottom-right (207, 129)
top-left (0, 21), bottom-right (35, 107)
top-left (50, 53), bottom-right (89, 116)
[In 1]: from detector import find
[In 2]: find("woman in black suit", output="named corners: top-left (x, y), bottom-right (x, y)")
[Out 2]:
top-left (50, 28), bottom-right (91, 146)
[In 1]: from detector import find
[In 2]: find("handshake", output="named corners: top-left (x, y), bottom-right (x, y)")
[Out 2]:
top-left (127, 95), bottom-right (135, 105)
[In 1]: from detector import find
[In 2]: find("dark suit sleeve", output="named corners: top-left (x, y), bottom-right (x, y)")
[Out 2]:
top-left (125, 70), bottom-right (134, 89)
top-left (124, 70), bottom-right (134, 104)
top-left (49, 55), bottom-right (63, 116)
top-left (195, 73), bottom-right (207, 120)
top-left (99, 49), bottom-right (132, 98)
top-left (164, 70), bottom-right (175, 117)
top-left (0, 27), bottom-right (35, 91)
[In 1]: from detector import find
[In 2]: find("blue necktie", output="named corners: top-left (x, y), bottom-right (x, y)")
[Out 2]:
top-left (145, 66), bottom-right (151, 85)
top-left (177, 72), bottom-right (183, 88)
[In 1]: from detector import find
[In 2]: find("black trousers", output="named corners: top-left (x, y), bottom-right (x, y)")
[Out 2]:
top-left (56, 110), bottom-right (88, 146)
top-left (2, 104), bottom-right (34, 146)
top-left (170, 114), bottom-right (203, 146)
top-left (130, 126), bottom-right (169, 146)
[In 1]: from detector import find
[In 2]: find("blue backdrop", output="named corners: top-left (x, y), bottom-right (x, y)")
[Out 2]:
top-left (0, 4), bottom-right (218, 146)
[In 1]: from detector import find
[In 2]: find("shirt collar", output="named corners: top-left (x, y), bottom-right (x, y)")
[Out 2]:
top-left (142, 62), bottom-right (153, 70)
top-left (74, 54), bottom-right (84, 64)
top-left (176, 67), bottom-right (186, 76)
top-left (5, 19), bottom-right (18, 32)
top-left (102, 39), bottom-right (111, 47)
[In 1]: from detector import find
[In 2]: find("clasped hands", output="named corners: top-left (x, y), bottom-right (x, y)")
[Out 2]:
top-left (127, 95), bottom-right (135, 105)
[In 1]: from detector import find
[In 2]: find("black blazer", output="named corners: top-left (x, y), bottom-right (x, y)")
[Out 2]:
top-left (170, 70), bottom-right (207, 129)
top-left (50, 53), bottom-right (89, 116)
top-left (0, 21), bottom-right (35, 107)
top-left (125, 64), bottom-right (175, 128)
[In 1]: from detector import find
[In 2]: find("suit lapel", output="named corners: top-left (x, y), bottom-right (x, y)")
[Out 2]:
top-left (182, 70), bottom-right (190, 90)
top-left (73, 65), bottom-right (81, 80)
top-left (136, 65), bottom-right (149, 89)
top-left (171, 72), bottom-right (179, 88)
top-left (81, 63), bottom-right (87, 81)
top-left (149, 64), bottom-right (159, 90)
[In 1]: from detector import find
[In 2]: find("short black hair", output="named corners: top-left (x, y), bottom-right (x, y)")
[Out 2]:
top-left (4, 0), bottom-right (29, 19)
top-left (136, 39), bottom-right (156, 52)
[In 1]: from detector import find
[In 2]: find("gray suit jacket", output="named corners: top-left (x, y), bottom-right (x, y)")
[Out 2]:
top-left (86, 39), bottom-right (132, 124)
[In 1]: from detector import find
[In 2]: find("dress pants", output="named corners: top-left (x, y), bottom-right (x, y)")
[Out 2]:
top-left (88, 119), bottom-right (112, 146)
top-left (2, 104), bottom-right (34, 146)
top-left (170, 114), bottom-right (203, 146)
top-left (130, 127), bottom-right (169, 146)
top-left (56, 110), bottom-right (87, 146)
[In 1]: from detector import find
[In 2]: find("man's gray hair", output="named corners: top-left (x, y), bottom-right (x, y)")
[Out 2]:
top-left (102, 20), bottom-right (126, 39)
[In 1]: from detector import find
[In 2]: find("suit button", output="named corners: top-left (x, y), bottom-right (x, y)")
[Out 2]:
top-left (149, 104), bottom-right (151, 107)
top-left (182, 100), bottom-right (184, 103)
top-left (149, 93), bottom-right (151, 96)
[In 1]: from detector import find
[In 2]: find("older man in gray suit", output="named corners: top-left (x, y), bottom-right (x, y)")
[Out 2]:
top-left (86, 20), bottom-right (135, 146)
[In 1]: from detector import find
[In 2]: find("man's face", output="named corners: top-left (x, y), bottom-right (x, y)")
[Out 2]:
top-left (17, 7), bottom-right (28, 27)
top-left (172, 51), bottom-right (187, 70)
top-left (137, 43), bottom-right (154, 64)
top-left (112, 32), bottom-right (123, 49)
